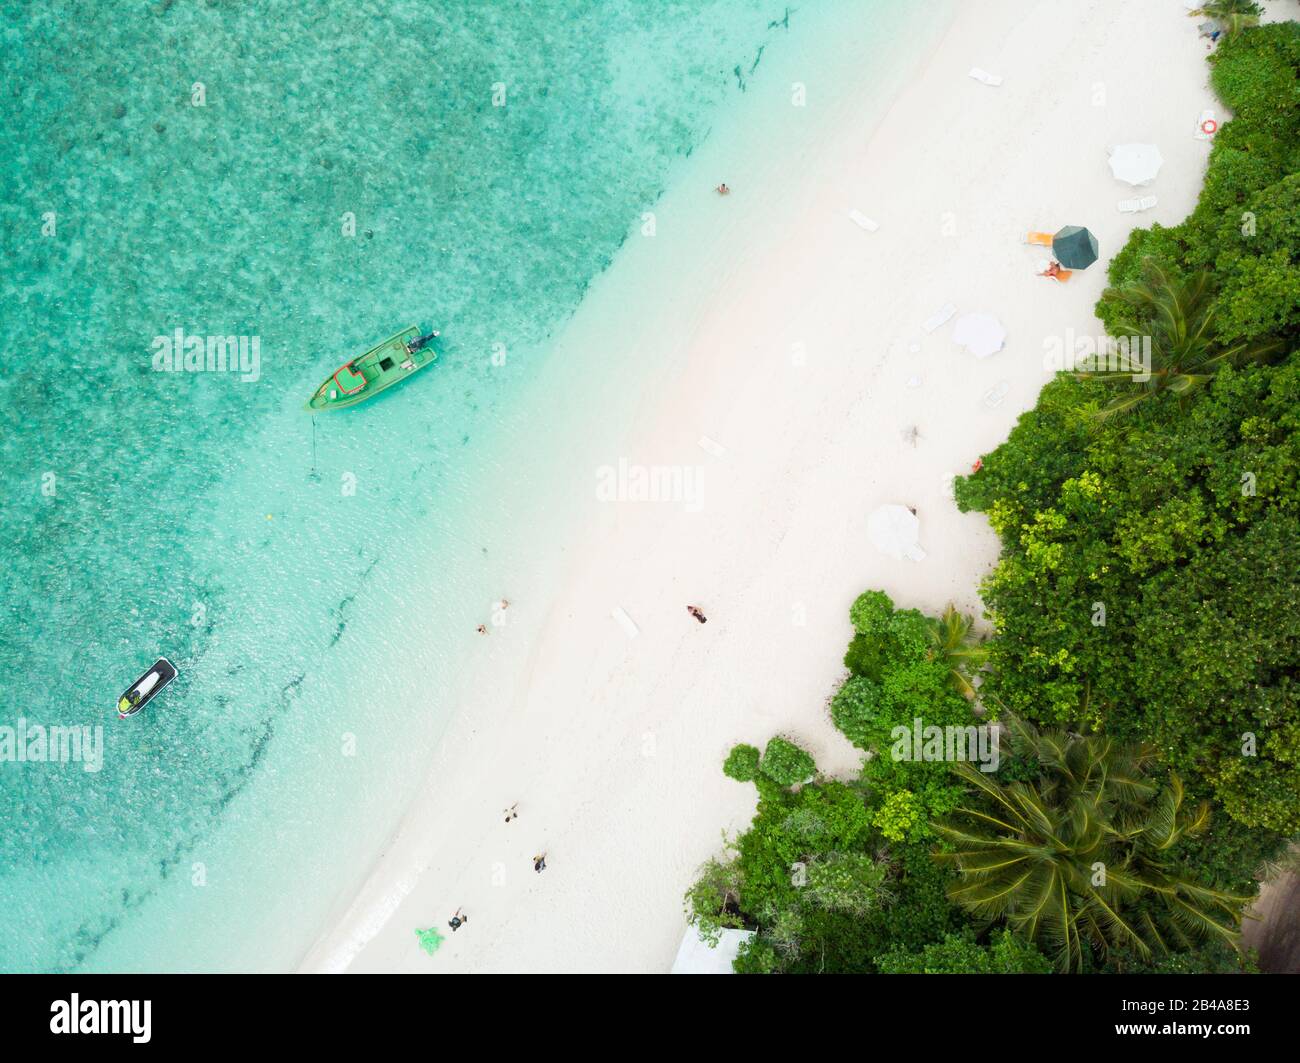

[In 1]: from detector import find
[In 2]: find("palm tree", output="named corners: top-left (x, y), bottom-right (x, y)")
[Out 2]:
top-left (1076, 259), bottom-right (1282, 420)
top-left (1190, 1), bottom-right (1262, 38)
top-left (925, 603), bottom-right (987, 701)
top-left (933, 717), bottom-right (1252, 972)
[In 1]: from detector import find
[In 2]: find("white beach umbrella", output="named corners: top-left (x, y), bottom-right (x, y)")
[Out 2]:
top-left (952, 312), bottom-right (1006, 359)
top-left (867, 504), bottom-right (926, 562)
top-left (1108, 143), bottom-right (1164, 186)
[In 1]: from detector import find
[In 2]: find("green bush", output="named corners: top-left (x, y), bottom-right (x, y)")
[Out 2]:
top-left (758, 736), bottom-right (815, 787)
top-left (848, 589), bottom-right (895, 636)
top-left (686, 773), bottom-right (971, 973)
top-left (872, 789), bottom-right (922, 843)
top-left (1209, 22), bottom-right (1300, 148)
top-left (833, 594), bottom-right (980, 838)
top-left (1211, 174), bottom-right (1300, 343)
top-left (722, 743), bottom-right (761, 782)
top-left (876, 930), bottom-right (1052, 974)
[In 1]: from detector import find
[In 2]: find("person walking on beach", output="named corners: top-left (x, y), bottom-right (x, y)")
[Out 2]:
top-left (504, 803), bottom-right (518, 824)
top-left (448, 908), bottom-right (467, 931)
top-left (533, 853), bottom-right (547, 873)
top-left (687, 605), bottom-right (707, 624)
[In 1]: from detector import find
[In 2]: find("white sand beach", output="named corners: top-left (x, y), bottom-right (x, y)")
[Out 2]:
top-left (301, 0), bottom-right (1224, 973)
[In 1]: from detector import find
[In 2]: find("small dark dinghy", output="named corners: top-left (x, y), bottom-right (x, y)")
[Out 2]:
top-left (117, 657), bottom-right (178, 718)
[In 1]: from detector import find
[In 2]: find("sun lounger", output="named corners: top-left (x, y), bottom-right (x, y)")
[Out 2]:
top-left (1194, 110), bottom-right (1218, 140)
top-left (697, 435), bottom-right (727, 458)
top-left (1118, 196), bottom-right (1158, 213)
top-left (968, 68), bottom-right (1003, 87)
top-left (611, 606), bottom-right (639, 638)
top-left (848, 209), bottom-right (880, 232)
top-left (1024, 231), bottom-right (1055, 247)
top-left (1034, 258), bottom-right (1072, 282)
top-left (922, 303), bottom-right (957, 333)
top-left (984, 381), bottom-right (1011, 408)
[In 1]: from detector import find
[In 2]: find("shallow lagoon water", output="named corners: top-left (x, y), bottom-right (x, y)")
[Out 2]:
top-left (0, 0), bottom-right (921, 971)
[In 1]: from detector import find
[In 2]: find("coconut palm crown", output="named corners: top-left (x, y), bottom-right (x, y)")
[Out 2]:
top-left (933, 717), bottom-right (1252, 972)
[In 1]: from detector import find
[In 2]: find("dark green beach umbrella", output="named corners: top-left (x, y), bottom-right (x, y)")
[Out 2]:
top-left (1053, 226), bottom-right (1099, 269)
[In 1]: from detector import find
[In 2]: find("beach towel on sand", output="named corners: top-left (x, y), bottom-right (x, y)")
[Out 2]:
top-left (416, 927), bottom-right (445, 955)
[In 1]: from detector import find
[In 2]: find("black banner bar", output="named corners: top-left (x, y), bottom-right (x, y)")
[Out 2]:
top-left (0, 973), bottom-right (1289, 1048)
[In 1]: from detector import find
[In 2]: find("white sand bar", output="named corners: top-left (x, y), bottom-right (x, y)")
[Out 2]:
top-left (301, 0), bottom-right (1214, 974)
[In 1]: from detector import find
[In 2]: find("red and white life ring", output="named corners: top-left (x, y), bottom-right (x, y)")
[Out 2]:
top-left (1201, 118), bottom-right (1218, 135)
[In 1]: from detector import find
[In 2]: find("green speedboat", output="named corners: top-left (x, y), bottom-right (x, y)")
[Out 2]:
top-left (306, 326), bottom-right (438, 411)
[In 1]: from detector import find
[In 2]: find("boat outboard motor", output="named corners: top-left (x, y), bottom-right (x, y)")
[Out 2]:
top-left (407, 330), bottom-right (440, 353)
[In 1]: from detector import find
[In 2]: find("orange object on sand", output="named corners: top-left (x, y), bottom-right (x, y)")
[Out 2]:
top-left (1025, 231), bottom-right (1055, 246)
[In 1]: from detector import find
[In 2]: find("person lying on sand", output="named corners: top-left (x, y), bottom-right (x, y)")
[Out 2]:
top-left (448, 909), bottom-right (467, 931)
top-left (504, 803), bottom-right (518, 824)
top-left (533, 853), bottom-right (547, 873)
top-left (687, 605), bottom-right (707, 624)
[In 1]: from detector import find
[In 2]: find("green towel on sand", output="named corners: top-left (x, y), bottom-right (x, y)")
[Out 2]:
top-left (415, 927), bottom-right (444, 955)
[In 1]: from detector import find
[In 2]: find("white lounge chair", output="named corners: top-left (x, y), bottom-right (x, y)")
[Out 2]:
top-left (984, 381), bottom-right (1011, 408)
top-left (611, 607), bottom-right (639, 638)
top-left (969, 68), bottom-right (1003, 87)
top-left (848, 209), bottom-right (879, 232)
top-left (697, 435), bottom-right (727, 458)
top-left (1118, 196), bottom-right (1158, 213)
top-left (922, 303), bottom-right (957, 333)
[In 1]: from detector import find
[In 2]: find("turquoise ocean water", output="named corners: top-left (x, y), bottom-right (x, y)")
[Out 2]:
top-left (0, 0), bottom-right (925, 971)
